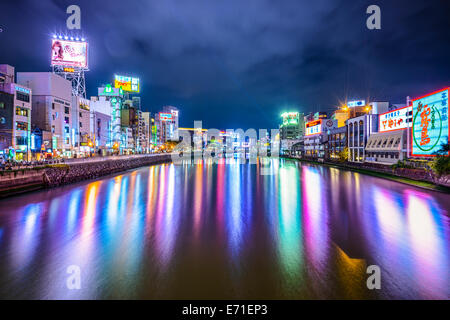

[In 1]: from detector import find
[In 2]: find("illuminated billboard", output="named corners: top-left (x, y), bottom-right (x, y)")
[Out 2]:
top-left (98, 84), bottom-right (123, 97)
top-left (114, 75), bottom-right (140, 93)
top-left (159, 113), bottom-right (173, 121)
top-left (305, 120), bottom-right (322, 136)
top-left (411, 88), bottom-right (449, 157)
top-left (51, 39), bottom-right (88, 68)
top-left (348, 100), bottom-right (366, 107)
top-left (281, 112), bottom-right (299, 126)
top-left (379, 106), bottom-right (412, 133)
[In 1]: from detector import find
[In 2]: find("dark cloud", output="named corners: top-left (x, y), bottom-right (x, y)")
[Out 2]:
top-left (0, 0), bottom-right (449, 129)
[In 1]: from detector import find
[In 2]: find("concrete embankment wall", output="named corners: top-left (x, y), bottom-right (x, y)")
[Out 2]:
top-left (284, 156), bottom-right (450, 190)
top-left (43, 154), bottom-right (172, 187)
top-left (0, 154), bottom-right (172, 197)
top-left (0, 168), bottom-right (46, 196)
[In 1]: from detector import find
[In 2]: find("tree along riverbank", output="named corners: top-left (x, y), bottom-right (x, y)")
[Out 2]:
top-left (283, 156), bottom-right (450, 193)
top-left (0, 154), bottom-right (172, 198)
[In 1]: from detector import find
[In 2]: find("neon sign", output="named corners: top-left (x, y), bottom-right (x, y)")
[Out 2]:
top-left (281, 112), bottom-right (299, 126)
top-left (348, 100), bottom-right (366, 107)
top-left (305, 120), bottom-right (322, 136)
top-left (379, 106), bottom-right (412, 133)
top-left (411, 88), bottom-right (449, 157)
top-left (114, 75), bottom-right (140, 93)
top-left (159, 113), bottom-right (173, 121)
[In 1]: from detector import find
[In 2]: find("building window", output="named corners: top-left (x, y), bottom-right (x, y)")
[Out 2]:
top-left (0, 117), bottom-right (5, 124)
top-left (52, 125), bottom-right (55, 133)
top-left (52, 103), bottom-right (55, 110)
top-left (65, 126), bottom-right (70, 134)
top-left (16, 92), bottom-right (30, 103)
top-left (15, 107), bottom-right (28, 117)
top-left (16, 121), bottom-right (28, 131)
top-left (79, 122), bottom-right (82, 128)
top-left (16, 136), bottom-right (27, 145)
top-left (65, 106), bottom-right (70, 114)
top-left (79, 112), bottom-right (82, 118)
top-left (0, 102), bottom-right (4, 109)
top-left (65, 117), bottom-right (69, 124)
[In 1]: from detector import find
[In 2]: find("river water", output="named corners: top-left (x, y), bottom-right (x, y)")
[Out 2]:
top-left (0, 158), bottom-right (448, 299)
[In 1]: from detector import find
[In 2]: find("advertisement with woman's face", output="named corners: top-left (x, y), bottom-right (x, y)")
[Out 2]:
top-left (51, 39), bottom-right (87, 68)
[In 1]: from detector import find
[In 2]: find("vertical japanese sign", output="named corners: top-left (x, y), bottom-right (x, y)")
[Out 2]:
top-left (411, 88), bottom-right (449, 156)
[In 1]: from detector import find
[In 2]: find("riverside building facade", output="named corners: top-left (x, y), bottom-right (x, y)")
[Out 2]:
top-left (17, 72), bottom-right (72, 157)
top-left (1, 65), bottom-right (33, 161)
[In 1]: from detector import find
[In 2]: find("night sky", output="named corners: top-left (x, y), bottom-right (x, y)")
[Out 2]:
top-left (0, 0), bottom-right (449, 129)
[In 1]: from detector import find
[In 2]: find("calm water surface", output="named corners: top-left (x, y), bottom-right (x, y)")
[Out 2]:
top-left (0, 158), bottom-right (448, 299)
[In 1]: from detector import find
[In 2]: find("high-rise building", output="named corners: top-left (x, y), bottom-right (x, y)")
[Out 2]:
top-left (141, 112), bottom-right (151, 153)
top-left (1, 65), bottom-right (33, 161)
top-left (279, 112), bottom-right (304, 139)
top-left (90, 96), bottom-right (112, 155)
top-left (0, 90), bottom-right (14, 159)
top-left (17, 72), bottom-right (72, 158)
top-left (72, 96), bottom-right (92, 157)
top-left (97, 85), bottom-right (124, 153)
top-left (279, 112), bottom-right (304, 154)
top-left (155, 106), bottom-right (179, 144)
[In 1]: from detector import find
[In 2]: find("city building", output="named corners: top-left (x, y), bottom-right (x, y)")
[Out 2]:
top-left (1, 65), bottom-right (33, 161)
top-left (17, 72), bottom-right (72, 158)
top-left (90, 96), bottom-right (112, 155)
top-left (0, 90), bottom-right (14, 159)
top-left (368, 101), bottom-right (390, 115)
top-left (279, 112), bottom-right (304, 155)
top-left (332, 100), bottom-right (373, 128)
top-left (304, 118), bottom-right (338, 159)
top-left (72, 96), bottom-right (92, 157)
top-left (326, 126), bottom-right (347, 160)
top-left (346, 114), bottom-right (378, 162)
top-left (365, 130), bottom-right (409, 165)
top-left (279, 112), bottom-right (304, 139)
top-left (290, 140), bottom-right (304, 157)
top-left (141, 112), bottom-right (151, 153)
top-left (96, 84), bottom-right (124, 152)
top-left (332, 108), bottom-right (352, 128)
top-left (121, 101), bottom-right (136, 153)
top-left (280, 138), bottom-right (303, 155)
top-left (135, 110), bottom-right (147, 153)
top-left (155, 106), bottom-right (179, 144)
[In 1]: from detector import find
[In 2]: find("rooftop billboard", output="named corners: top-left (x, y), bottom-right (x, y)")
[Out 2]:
top-left (281, 112), bottom-right (299, 126)
top-left (114, 75), bottom-right (140, 93)
top-left (348, 100), bottom-right (366, 107)
top-left (159, 113), bottom-right (173, 121)
top-left (51, 39), bottom-right (88, 68)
